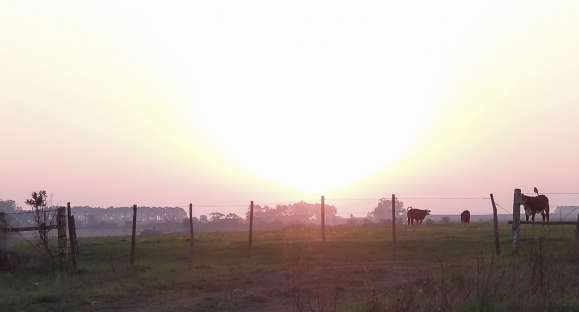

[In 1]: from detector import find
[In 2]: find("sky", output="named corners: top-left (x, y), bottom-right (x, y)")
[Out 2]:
top-left (2, 1), bottom-right (579, 217)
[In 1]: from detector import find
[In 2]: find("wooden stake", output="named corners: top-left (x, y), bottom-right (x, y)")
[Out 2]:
top-left (67, 202), bottom-right (79, 260)
top-left (130, 204), bottom-right (137, 265)
top-left (189, 203), bottom-right (194, 254)
top-left (68, 216), bottom-right (78, 269)
top-left (321, 195), bottom-right (326, 242)
top-left (57, 207), bottom-right (67, 265)
top-left (490, 194), bottom-right (501, 255)
top-left (512, 189), bottom-right (522, 254)
top-left (248, 201), bottom-right (254, 257)
top-left (391, 194), bottom-right (397, 243)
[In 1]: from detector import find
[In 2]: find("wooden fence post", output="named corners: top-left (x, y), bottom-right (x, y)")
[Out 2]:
top-left (392, 194), bottom-right (397, 259)
top-left (57, 207), bottom-right (67, 265)
top-left (68, 217), bottom-right (78, 270)
top-left (0, 213), bottom-right (6, 258)
top-left (248, 201), bottom-right (254, 257)
top-left (490, 194), bottom-right (501, 255)
top-left (130, 204), bottom-right (137, 265)
top-left (67, 202), bottom-right (79, 259)
top-left (512, 189), bottom-right (522, 254)
top-left (321, 196), bottom-right (326, 242)
top-left (189, 203), bottom-right (194, 254)
top-left (391, 194), bottom-right (397, 243)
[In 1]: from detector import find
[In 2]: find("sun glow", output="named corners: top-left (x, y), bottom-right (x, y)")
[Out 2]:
top-left (156, 2), bottom-right (458, 194)
top-left (185, 99), bottom-right (438, 194)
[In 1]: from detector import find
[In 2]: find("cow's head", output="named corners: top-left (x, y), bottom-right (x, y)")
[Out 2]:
top-left (520, 194), bottom-right (530, 209)
top-left (521, 194), bottom-right (528, 203)
top-left (520, 194), bottom-right (536, 216)
top-left (425, 209), bottom-right (431, 215)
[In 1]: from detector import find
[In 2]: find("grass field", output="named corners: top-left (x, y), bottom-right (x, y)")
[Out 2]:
top-left (1, 223), bottom-right (578, 311)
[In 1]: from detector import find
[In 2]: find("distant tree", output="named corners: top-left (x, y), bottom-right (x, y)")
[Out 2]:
top-left (225, 213), bottom-right (242, 221)
top-left (247, 202), bottom-right (338, 226)
top-left (199, 215), bottom-right (208, 223)
top-left (209, 212), bottom-right (225, 222)
top-left (25, 190), bottom-right (54, 261)
top-left (368, 198), bottom-right (405, 223)
top-left (0, 199), bottom-right (16, 212)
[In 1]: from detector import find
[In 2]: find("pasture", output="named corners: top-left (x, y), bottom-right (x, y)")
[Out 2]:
top-left (1, 223), bottom-right (578, 312)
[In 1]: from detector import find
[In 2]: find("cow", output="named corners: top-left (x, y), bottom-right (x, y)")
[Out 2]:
top-left (460, 210), bottom-right (470, 224)
top-left (521, 194), bottom-right (550, 224)
top-left (407, 207), bottom-right (430, 225)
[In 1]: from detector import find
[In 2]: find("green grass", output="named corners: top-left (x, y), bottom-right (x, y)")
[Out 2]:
top-left (1, 223), bottom-right (578, 311)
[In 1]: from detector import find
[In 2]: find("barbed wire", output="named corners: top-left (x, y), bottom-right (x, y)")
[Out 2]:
top-left (2, 208), bottom-right (61, 215)
top-left (192, 204), bottom-right (249, 208)
top-left (560, 207), bottom-right (579, 220)
top-left (494, 202), bottom-right (511, 214)
top-left (398, 196), bottom-right (490, 200)
top-left (326, 196), bottom-right (491, 201)
top-left (326, 197), bottom-right (379, 201)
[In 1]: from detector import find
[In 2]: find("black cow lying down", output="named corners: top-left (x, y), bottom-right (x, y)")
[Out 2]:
top-left (521, 194), bottom-right (550, 223)
top-left (407, 207), bottom-right (430, 225)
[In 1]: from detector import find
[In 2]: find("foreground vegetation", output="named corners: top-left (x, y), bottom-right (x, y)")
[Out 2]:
top-left (1, 223), bottom-right (578, 311)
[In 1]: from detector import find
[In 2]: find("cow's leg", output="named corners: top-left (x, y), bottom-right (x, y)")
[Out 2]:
top-left (541, 212), bottom-right (547, 224)
top-left (541, 212), bottom-right (544, 223)
top-left (531, 213), bottom-right (536, 224)
top-left (407, 217), bottom-right (410, 225)
top-left (525, 213), bottom-right (529, 222)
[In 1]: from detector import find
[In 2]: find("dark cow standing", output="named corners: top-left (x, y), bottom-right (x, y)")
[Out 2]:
top-left (407, 207), bottom-right (430, 225)
top-left (460, 210), bottom-right (470, 224)
top-left (521, 194), bottom-right (550, 223)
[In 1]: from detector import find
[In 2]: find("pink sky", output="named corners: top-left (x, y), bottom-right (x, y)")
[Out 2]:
top-left (2, 2), bottom-right (579, 217)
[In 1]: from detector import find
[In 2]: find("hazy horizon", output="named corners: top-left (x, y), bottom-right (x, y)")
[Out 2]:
top-left (2, 1), bottom-right (579, 218)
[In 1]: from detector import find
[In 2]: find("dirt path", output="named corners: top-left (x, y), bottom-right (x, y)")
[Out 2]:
top-left (90, 261), bottom-right (429, 312)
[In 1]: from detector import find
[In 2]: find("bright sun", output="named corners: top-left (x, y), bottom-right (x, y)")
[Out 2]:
top-left (185, 98), bottom-right (438, 194)
top-left (154, 2), bottom-right (455, 194)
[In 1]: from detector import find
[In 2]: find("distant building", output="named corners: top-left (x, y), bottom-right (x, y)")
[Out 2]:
top-left (553, 206), bottom-right (579, 221)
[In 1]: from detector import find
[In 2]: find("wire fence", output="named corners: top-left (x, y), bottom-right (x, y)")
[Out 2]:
top-left (2, 190), bottom-right (578, 271)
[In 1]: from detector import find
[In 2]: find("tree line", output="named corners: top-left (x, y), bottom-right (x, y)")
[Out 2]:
top-left (1, 194), bottom-right (412, 232)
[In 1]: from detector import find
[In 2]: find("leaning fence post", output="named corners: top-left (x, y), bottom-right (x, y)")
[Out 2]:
top-left (68, 217), bottom-right (78, 270)
top-left (67, 202), bottom-right (79, 261)
top-left (67, 202), bottom-right (78, 270)
top-left (490, 194), bottom-right (501, 255)
top-left (57, 207), bottom-right (67, 265)
top-left (512, 189), bottom-right (522, 254)
top-left (248, 201), bottom-right (254, 257)
top-left (130, 204), bottom-right (137, 265)
top-left (189, 203), bottom-right (194, 255)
